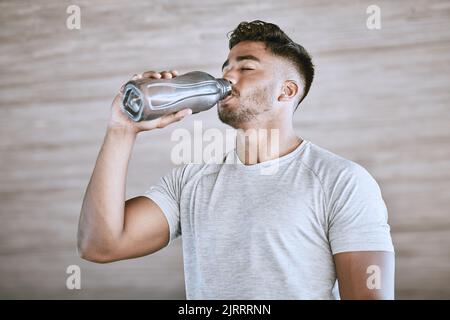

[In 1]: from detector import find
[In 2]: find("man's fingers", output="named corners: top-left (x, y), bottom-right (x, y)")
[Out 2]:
top-left (134, 70), bottom-right (177, 81)
top-left (160, 71), bottom-right (173, 79)
top-left (142, 71), bottom-right (162, 79)
top-left (130, 73), bottom-right (142, 80)
top-left (155, 108), bottom-right (192, 128)
top-left (176, 108), bottom-right (192, 118)
top-left (161, 70), bottom-right (178, 78)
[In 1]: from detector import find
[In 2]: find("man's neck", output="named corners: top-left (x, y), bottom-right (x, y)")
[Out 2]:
top-left (235, 125), bottom-right (302, 165)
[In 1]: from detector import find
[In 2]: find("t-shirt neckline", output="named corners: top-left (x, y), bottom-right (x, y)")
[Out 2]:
top-left (225, 139), bottom-right (309, 170)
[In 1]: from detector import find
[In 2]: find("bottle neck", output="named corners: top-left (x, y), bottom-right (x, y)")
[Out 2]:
top-left (216, 79), bottom-right (232, 100)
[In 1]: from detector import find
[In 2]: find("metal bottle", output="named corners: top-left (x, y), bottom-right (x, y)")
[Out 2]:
top-left (121, 71), bottom-right (232, 121)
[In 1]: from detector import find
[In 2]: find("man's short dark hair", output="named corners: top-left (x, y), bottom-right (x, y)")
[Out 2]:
top-left (228, 20), bottom-right (314, 110)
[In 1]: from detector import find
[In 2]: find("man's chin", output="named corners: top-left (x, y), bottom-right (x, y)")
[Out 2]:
top-left (218, 107), bottom-right (241, 128)
top-left (218, 107), bottom-right (256, 129)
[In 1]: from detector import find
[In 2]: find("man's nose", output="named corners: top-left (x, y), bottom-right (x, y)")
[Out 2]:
top-left (222, 70), bottom-right (237, 85)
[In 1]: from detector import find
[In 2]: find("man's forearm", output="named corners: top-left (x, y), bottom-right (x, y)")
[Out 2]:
top-left (334, 251), bottom-right (395, 300)
top-left (77, 125), bottom-right (137, 258)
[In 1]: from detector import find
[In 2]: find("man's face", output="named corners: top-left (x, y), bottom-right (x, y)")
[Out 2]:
top-left (218, 41), bottom-right (283, 129)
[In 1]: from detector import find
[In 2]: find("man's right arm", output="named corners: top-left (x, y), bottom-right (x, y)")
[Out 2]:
top-left (77, 70), bottom-right (191, 263)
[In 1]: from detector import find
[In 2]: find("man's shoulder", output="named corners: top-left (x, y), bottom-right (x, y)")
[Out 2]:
top-left (300, 141), bottom-right (376, 188)
top-left (300, 140), bottom-right (359, 172)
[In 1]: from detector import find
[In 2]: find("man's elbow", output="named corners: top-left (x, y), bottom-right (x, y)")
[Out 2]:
top-left (77, 237), bottom-right (116, 264)
top-left (78, 249), bottom-right (114, 264)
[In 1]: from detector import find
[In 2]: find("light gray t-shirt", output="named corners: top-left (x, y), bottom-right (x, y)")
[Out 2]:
top-left (143, 139), bottom-right (394, 299)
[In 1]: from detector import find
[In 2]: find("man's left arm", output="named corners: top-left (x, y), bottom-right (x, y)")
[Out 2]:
top-left (333, 251), bottom-right (395, 299)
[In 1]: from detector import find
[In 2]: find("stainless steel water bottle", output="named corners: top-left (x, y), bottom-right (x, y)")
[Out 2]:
top-left (121, 71), bottom-right (232, 121)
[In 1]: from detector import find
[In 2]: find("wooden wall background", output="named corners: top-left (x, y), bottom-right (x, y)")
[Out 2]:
top-left (0, 0), bottom-right (449, 299)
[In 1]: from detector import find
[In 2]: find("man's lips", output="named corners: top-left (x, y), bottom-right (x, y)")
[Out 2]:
top-left (221, 92), bottom-right (238, 104)
top-left (222, 95), bottom-right (234, 103)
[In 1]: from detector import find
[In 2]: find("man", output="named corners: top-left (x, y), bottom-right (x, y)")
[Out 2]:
top-left (78, 20), bottom-right (395, 299)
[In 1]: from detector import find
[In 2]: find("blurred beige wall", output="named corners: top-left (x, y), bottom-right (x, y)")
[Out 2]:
top-left (0, 0), bottom-right (449, 299)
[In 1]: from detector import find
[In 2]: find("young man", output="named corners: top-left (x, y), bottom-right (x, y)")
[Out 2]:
top-left (78, 20), bottom-right (395, 299)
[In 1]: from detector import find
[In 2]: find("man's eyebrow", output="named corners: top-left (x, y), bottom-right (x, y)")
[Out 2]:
top-left (222, 55), bottom-right (261, 71)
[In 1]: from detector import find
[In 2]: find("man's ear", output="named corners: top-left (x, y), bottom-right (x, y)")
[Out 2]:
top-left (278, 80), bottom-right (299, 102)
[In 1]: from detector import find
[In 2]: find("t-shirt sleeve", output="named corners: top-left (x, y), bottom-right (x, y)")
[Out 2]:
top-left (327, 163), bottom-right (394, 255)
top-left (142, 165), bottom-right (186, 247)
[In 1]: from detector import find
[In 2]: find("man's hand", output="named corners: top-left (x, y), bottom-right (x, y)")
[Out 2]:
top-left (334, 251), bottom-right (395, 299)
top-left (108, 70), bottom-right (192, 134)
